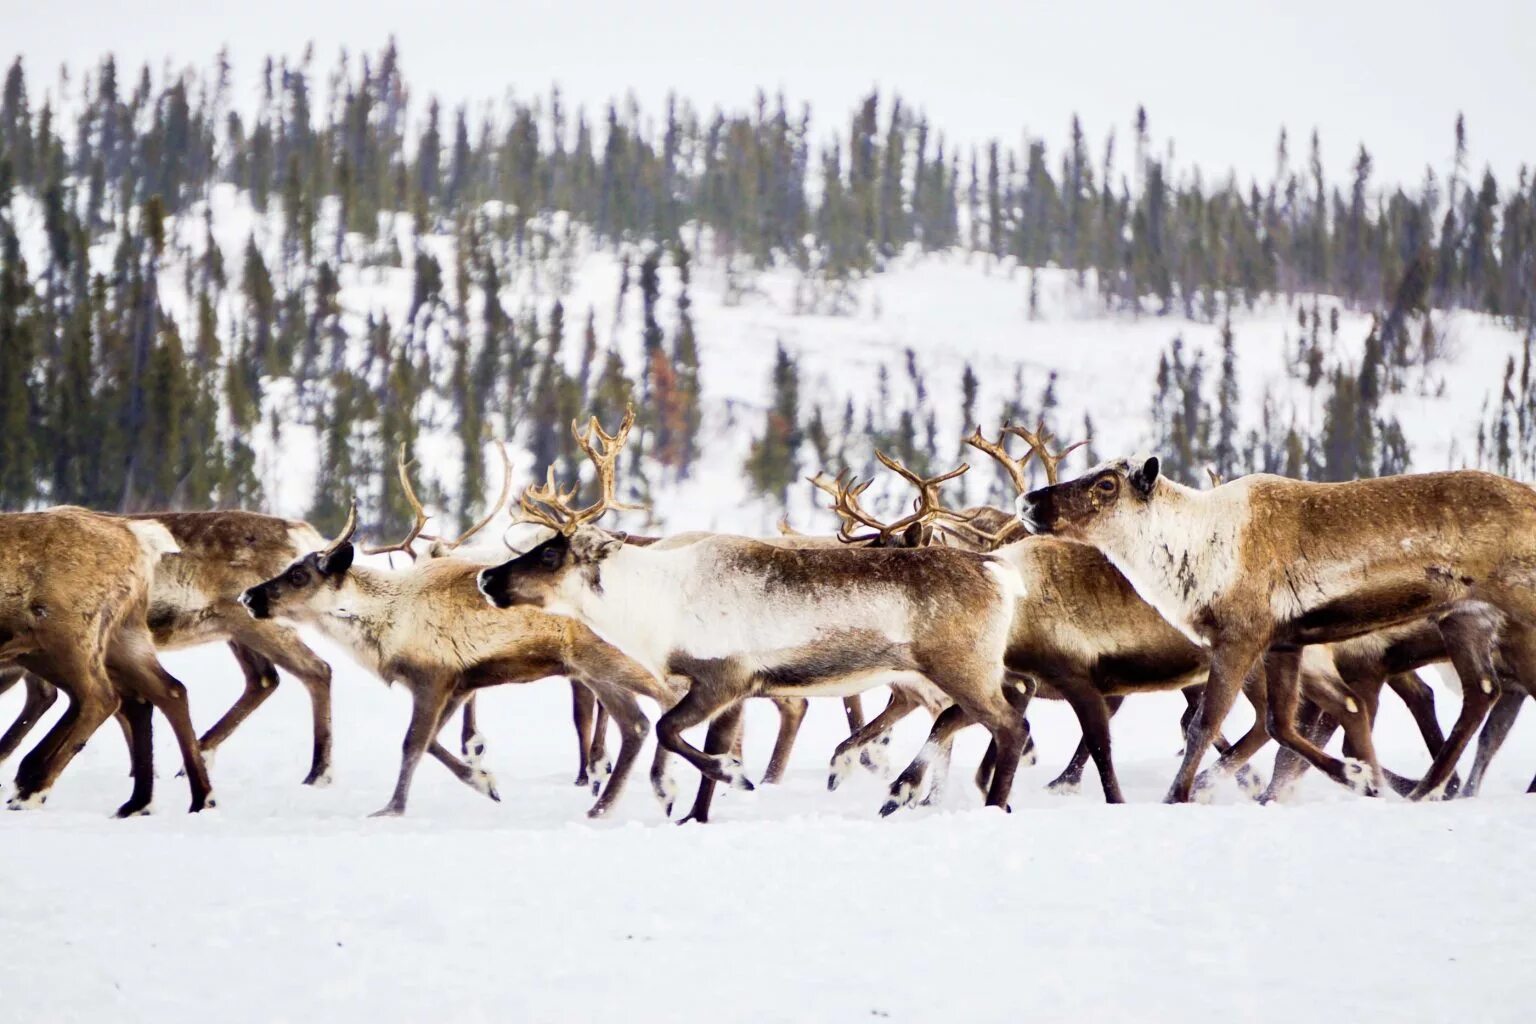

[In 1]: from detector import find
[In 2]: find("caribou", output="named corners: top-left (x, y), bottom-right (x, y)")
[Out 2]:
top-left (0, 506), bottom-right (214, 814)
top-left (1019, 457), bottom-right (1536, 801)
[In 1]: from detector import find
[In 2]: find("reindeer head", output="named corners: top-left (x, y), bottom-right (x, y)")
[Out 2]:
top-left (479, 407), bottom-right (640, 610)
top-left (1019, 455), bottom-right (1163, 540)
top-left (478, 526), bottom-right (627, 609)
top-left (241, 502), bottom-right (361, 621)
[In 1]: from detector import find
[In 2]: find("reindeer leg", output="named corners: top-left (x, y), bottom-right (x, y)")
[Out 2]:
top-left (114, 697), bottom-right (156, 817)
top-left (1045, 695), bottom-right (1124, 795)
top-left (10, 652), bottom-right (119, 811)
top-left (883, 703), bottom-right (976, 815)
top-left (0, 673), bottom-right (58, 769)
top-left (655, 678), bottom-right (754, 793)
top-left (460, 694), bottom-right (483, 764)
top-left (588, 699), bottom-right (611, 793)
top-left (251, 629), bottom-right (335, 787)
top-left (761, 697), bottom-right (808, 785)
top-left (1407, 611), bottom-right (1506, 800)
top-left (570, 681), bottom-right (595, 787)
top-left (188, 642), bottom-right (280, 780)
top-left (427, 688), bottom-right (500, 802)
top-left (582, 686), bottom-right (649, 819)
top-left (372, 679), bottom-right (453, 817)
top-left (1462, 688), bottom-right (1524, 798)
top-left (828, 689), bottom-right (921, 790)
top-left (678, 703), bottom-right (746, 825)
top-left (1167, 635), bottom-right (1266, 803)
top-left (1383, 670), bottom-right (1457, 794)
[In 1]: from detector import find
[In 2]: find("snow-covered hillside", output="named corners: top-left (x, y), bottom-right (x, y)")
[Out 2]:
top-left (15, 183), bottom-right (1525, 538)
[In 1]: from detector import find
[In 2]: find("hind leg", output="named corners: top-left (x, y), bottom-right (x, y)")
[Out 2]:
top-left (1463, 689), bottom-right (1526, 797)
top-left (246, 628), bottom-right (335, 786)
top-left (883, 704), bottom-right (974, 814)
top-left (0, 674), bottom-right (58, 768)
top-left (828, 689), bottom-right (921, 791)
top-left (582, 685), bottom-right (650, 819)
top-left (1047, 695), bottom-right (1123, 795)
top-left (9, 656), bottom-right (119, 810)
top-left (1051, 677), bottom-right (1123, 803)
top-left (427, 688), bottom-right (501, 802)
top-left (192, 642), bottom-right (281, 773)
top-left (762, 697), bottom-right (807, 785)
top-left (1407, 611), bottom-right (1506, 800)
top-left (114, 697), bottom-right (156, 817)
top-left (112, 651), bottom-right (216, 813)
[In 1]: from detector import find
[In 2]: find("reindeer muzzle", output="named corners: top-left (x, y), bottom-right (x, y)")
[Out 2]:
top-left (240, 586), bottom-right (271, 620)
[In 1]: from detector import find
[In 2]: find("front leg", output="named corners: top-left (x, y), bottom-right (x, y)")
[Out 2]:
top-left (1166, 634), bottom-right (1267, 803)
top-left (372, 680), bottom-right (452, 818)
top-left (678, 703), bottom-right (747, 824)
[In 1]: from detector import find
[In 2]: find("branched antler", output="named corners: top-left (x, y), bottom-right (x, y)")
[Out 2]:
top-left (1005, 420), bottom-right (1087, 486)
top-left (1205, 465), bottom-right (1223, 488)
top-left (421, 442), bottom-right (513, 552)
top-left (517, 406), bottom-right (644, 534)
top-left (828, 452), bottom-right (971, 546)
top-left (361, 445), bottom-right (432, 560)
top-left (964, 426), bottom-right (1037, 493)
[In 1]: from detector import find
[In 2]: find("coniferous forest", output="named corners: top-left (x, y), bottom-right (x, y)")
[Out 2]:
top-left (1, 44), bottom-right (1534, 536)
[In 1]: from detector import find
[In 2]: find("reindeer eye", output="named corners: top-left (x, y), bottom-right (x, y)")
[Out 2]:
top-left (1096, 478), bottom-right (1117, 493)
top-left (287, 568), bottom-right (310, 587)
top-left (540, 548), bottom-right (563, 570)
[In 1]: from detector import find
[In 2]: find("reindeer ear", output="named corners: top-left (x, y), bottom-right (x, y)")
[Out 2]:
top-left (318, 542), bottom-right (355, 576)
top-left (900, 522), bottom-right (928, 548)
top-left (1129, 457), bottom-right (1161, 496)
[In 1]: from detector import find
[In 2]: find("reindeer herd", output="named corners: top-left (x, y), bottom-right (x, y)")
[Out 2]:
top-left (2, 406), bottom-right (1534, 822)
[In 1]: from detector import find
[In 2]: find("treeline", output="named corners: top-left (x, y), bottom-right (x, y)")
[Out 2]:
top-left (1, 44), bottom-right (1534, 527)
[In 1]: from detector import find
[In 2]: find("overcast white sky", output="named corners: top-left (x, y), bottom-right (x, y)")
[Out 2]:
top-left (8, 0), bottom-right (1534, 189)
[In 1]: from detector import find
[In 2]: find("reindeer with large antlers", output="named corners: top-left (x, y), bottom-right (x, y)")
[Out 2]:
top-left (479, 435), bottom-right (1033, 822)
top-left (864, 423), bottom-right (1410, 812)
top-left (242, 412), bottom-right (683, 817)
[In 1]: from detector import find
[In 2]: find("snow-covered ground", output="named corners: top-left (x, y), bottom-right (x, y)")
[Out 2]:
top-left (2, 634), bottom-right (1534, 1022)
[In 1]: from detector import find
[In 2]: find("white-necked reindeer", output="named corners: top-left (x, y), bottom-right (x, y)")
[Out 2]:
top-left (478, 451), bottom-right (1031, 822)
top-left (1020, 457), bottom-right (1536, 801)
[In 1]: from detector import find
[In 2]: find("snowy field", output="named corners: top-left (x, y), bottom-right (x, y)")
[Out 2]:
top-left (3, 634), bottom-right (1535, 1022)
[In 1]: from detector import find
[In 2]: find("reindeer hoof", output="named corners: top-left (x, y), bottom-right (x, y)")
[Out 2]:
top-left (878, 799), bottom-right (902, 817)
top-left (471, 770), bottom-right (501, 802)
top-left (115, 801), bottom-right (154, 818)
top-left (574, 771), bottom-right (590, 788)
top-left (368, 805), bottom-right (404, 818)
top-left (1234, 765), bottom-right (1265, 799)
top-left (1046, 777), bottom-right (1081, 797)
top-left (191, 793), bottom-right (218, 813)
top-left (677, 812), bottom-right (708, 825)
top-left (710, 756), bottom-right (753, 791)
top-left (304, 769), bottom-right (333, 788)
top-left (463, 732), bottom-right (487, 767)
top-left (8, 789), bottom-right (48, 810)
top-left (1341, 758), bottom-right (1381, 797)
top-left (860, 736), bottom-right (892, 774)
top-left (1443, 774), bottom-right (1462, 799)
top-left (586, 803), bottom-right (609, 820)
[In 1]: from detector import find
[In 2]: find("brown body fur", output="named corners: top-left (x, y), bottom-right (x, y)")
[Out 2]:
top-left (1024, 464), bottom-right (1536, 801)
top-left (0, 508), bottom-right (213, 814)
top-left (245, 551), bottom-right (681, 817)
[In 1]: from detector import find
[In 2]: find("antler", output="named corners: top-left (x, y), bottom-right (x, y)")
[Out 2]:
top-left (1205, 465), bottom-right (1224, 488)
top-left (422, 442), bottom-right (514, 552)
top-left (1004, 420), bottom-right (1087, 486)
top-left (361, 445), bottom-right (432, 559)
top-left (964, 426), bottom-right (1037, 494)
top-left (517, 406), bottom-right (644, 535)
top-left (831, 452), bottom-right (970, 546)
top-left (319, 500), bottom-right (359, 559)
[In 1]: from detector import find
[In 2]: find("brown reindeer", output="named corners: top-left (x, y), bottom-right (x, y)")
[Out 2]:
top-left (0, 449), bottom-right (517, 790)
top-left (0, 507), bottom-right (214, 814)
top-left (1020, 457), bottom-right (1536, 801)
top-left (241, 413), bottom-right (684, 817)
